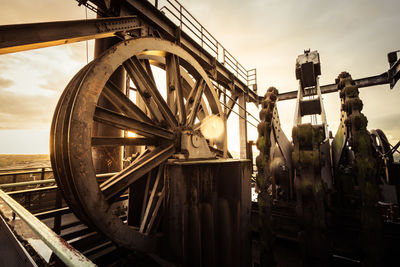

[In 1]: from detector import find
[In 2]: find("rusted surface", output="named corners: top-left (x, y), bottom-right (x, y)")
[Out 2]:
top-left (50, 37), bottom-right (225, 254)
top-left (163, 159), bottom-right (252, 266)
top-left (0, 191), bottom-right (95, 266)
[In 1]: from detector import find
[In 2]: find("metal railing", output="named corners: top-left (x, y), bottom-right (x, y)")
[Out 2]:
top-left (153, 0), bottom-right (257, 89)
top-left (0, 189), bottom-right (95, 266)
top-left (0, 166), bottom-right (119, 266)
top-left (0, 167), bottom-right (53, 190)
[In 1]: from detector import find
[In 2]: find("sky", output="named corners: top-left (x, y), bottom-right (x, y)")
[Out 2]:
top-left (0, 0), bottom-right (399, 154)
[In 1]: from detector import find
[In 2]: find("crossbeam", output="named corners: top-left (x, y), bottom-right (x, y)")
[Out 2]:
top-left (277, 51), bottom-right (400, 101)
top-left (0, 16), bottom-right (141, 55)
top-left (277, 73), bottom-right (389, 101)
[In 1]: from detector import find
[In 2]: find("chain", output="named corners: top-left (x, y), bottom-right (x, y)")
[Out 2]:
top-left (336, 72), bottom-right (383, 264)
top-left (255, 86), bottom-right (278, 265)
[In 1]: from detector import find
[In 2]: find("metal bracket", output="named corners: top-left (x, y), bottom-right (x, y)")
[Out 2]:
top-left (180, 131), bottom-right (214, 159)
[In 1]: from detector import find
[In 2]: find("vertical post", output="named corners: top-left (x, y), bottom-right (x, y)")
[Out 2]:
top-left (11, 174), bottom-right (17, 191)
top-left (247, 141), bottom-right (253, 164)
top-left (238, 92), bottom-right (248, 159)
top-left (223, 86), bottom-right (228, 158)
top-left (216, 42), bottom-right (219, 62)
top-left (53, 189), bottom-right (62, 234)
top-left (39, 167), bottom-right (45, 205)
top-left (92, 12), bottom-right (125, 174)
top-left (40, 168), bottom-right (45, 181)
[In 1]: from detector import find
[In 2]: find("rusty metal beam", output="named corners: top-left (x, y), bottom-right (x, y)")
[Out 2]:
top-left (238, 92), bottom-right (248, 159)
top-left (277, 72), bottom-right (390, 101)
top-left (0, 16), bottom-right (141, 55)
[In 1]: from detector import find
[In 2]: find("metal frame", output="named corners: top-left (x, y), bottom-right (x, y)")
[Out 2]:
top-left (0, 0), bottom-right (261, 158)
top-left (0, 16), bottom-right (141, 55)
top-left (278, 51), bottom-right (400, 101)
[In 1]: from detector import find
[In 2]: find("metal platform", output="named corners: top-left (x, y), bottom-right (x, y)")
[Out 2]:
top-left (0, 159), bottom-right (253, 266)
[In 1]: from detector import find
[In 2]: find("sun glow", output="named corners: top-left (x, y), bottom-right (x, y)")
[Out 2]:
top-left (200, 115), bottom-right (225, 141)
top-left (127, 131), bottom-right (137, 137)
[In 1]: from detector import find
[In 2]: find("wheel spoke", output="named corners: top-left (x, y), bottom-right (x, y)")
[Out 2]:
top-left (140, 165), bottom-right (163, 233)
top-left (185, 79), bottom-right (201, 113)
top-left (91, 136), bottom-right (157, 146)
top-left (94, 106), bottom-right (175, 140)
top-left (145, 187), bottom-right (164, 234)
top-left (166, 54), bottom-right (186, 125)
top-left (186, 79), bottom-right (205, 126)
top-left (103, 81), bottom-right (153, 124)
top-left (165, 55), bottom-right (177, 116)
top-left (100, 144), bottom-right (174, 201)
top-left (124, 60), bottom-right (163, 124)
top-left (140, 172), bottom-right (151, 222)
top-left (181, 72), bottom-right (209, 121)
top-left (142, 59), bottom-right (156, 86)
top-left (124, 57), bottom-right (178, 128)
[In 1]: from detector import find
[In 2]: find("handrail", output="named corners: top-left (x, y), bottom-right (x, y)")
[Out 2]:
top-left (156, 0), bottom-right (257, 89)
top-left (0, 166), bottom-right (51, 173)
top-left (0, 189), bottom-right (96, 266)
top-left (0, 169), bottom-right (52, 177)
top-left (0, 179), bottom-right (55, 189)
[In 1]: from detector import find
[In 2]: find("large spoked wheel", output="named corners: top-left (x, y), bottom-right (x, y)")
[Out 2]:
top-left (50, 37), bottom-right (224, 252)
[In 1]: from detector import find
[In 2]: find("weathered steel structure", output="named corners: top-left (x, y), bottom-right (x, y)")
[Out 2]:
top-left (1, 1), bottom-right (257, 266)
top-left (0, 0), bottom-right (399, 266)
top-left (256, 50), bottom-right (400, 266)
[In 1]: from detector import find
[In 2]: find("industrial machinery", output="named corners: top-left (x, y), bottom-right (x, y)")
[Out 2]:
top-left (0, 1), bottom-right (256, 266)
top-left (256, 49), bottom-right (400, 266)
top-left (0, 0), bottom-right (399, 266)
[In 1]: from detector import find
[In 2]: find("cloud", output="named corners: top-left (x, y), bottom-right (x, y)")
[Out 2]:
top-left (0, 87), bottom-right (58, 130)
top-left (0, 77), bottom-right (14, 88)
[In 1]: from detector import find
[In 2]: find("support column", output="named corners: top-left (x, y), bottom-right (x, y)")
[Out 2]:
top-left (92, 34), bottom-right (125, 173)
top-left (238, 92), bottom-right (248, 159)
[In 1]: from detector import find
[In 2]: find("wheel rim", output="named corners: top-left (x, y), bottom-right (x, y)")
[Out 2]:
top-left (51, 37), bottom-right (223, 251)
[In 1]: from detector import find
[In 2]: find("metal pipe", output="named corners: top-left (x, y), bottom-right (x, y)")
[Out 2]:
top-left (0, 173), bottom-right (117, 191)
top-left (0, 169), bottom-right (52, 177)
top-left (277, 72), bottom-right (389, 101)
top-left (0, 166), bottom-right (51, 172)
top-left (8, 186), bottom-right (57, 196)
top-left (0, 179), bottom-right (55, 189)
top-left (0, 189), bottom-right (95, 267)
